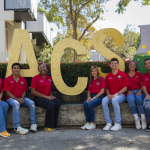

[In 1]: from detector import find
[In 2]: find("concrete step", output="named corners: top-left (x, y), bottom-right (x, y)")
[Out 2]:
top-left (6, 103), bottom-right (137, 129)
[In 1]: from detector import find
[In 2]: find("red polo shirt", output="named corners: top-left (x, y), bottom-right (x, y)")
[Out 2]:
top-left (3, 75), bottom-right (28, 101)
top-left (0, 78), bottom-right (3, 92)
top-left (88, 77), bottom-right (105, 94)
top-left (31, 74), bottom-right (53, 98)
top-left (142, 72), bottom-right (150, 94)
top-left (105, 69), bottom-right (130, 96)
top-left (126, 71), bottom-right (142, 91)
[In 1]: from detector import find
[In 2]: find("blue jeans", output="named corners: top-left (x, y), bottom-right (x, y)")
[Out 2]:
top-left (7, 97), bottom-right (37, 128)
top-left (102, 94), bottom-right (126, 124)
top-left (83, 94), bottom-right (104, 122)
top-left (127, 89), bottom-right (145, 114)
top-left (143, 98), bottom-right (150, 124)
top-left (0, 101), bottom-right (9, 132)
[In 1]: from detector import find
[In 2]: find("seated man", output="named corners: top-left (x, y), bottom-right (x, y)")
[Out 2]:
top-left (142, 58), bottom-right (150, 132)
top-left (3, 63), bottom-right (37, 135)
top-left (102, 58), bottom-right (130, 131)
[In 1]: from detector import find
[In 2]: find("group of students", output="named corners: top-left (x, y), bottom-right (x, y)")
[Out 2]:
top-left (81, 58), bottom-right (150, 131)
top-left (1, 57), bottom-right (150, 138)
top-left (0, 62), bottom-right (61, 137)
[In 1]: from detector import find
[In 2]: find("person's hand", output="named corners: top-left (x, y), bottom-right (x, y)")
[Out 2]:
top-left (107, 94), bottom-right (112, 100)
top-left (86, 97), bottom-right (92, 103)
top-left (111, 93), bottom-right (119, 99)
top-left (144, 95), bottom-right (150, 100)
top-left (136, 91), bottom-right (141, 96)
top-left (0, 100), bottom-right (1, 102)
top-left (17, 98), bottom-right (24, 105)
top-left (127, 91), bottom-right (133, 95)
top-left (45, 96), bottom-right (50, 99)
top-left (50, 95), bottom-right (56, 100)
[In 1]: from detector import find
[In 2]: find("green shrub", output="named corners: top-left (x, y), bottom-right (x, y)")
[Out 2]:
top-left (0, 61), bottom-right (129, 91)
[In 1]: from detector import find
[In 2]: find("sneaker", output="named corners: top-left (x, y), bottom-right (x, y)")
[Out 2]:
top-left (86, 123), bottom-right (96, 130)
top-left (111, 123), bottom-right (122, 131)
top-left (146, 125), bottom-right (150, 132)
top-left (141, 119), bottom-right (147, 129)
top-left (0, 131), bottom-right (11, 137)
top-left (103, 123), bottom-right (112, 131)
top-left (135, 118), bottom-right (141, 129)
top-left (30, 124), bottom-right (37, 132)
top-left (81, 123), bottom-right (91, 130)
top-left (15, 126), bottom-right (29, 135)
top-left (45, 127), bottom-right (56, 132)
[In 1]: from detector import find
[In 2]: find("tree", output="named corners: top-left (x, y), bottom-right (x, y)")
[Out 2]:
top-left (38, 0), bottom-right (105, 62)
top-left (104, 25), bottom-right (140, 60)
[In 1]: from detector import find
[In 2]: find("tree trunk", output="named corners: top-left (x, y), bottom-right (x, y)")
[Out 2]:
top-left (73, 24), bottom-right (77, 63)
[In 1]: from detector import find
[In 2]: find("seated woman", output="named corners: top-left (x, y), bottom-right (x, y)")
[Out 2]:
top-left (81, 65), bottom-right (105, 130)
top-left (0, 78), bottom-right (10, 137)
top-left (126, 60), bottom-right (147, 129)
top-left (31, 63), bottom-right (61, 132)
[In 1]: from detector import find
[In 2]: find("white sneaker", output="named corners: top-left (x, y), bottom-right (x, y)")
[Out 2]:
top-left (141, 119), bottom-right (147, 129)
top-left (81, 123), bottom-right (90, 130)
top-left (15, 126), bottom-right (29, 135)
top-left (111, 123), bottom-right (122, 131)
top-left (86, 123), bottom-right (96, 130)
top-left (103, 123), bottom-right (112, 131)
top-left (135, 118), bottom-right (141, 129)
top-left (30, 124), bottom-right (37, 132)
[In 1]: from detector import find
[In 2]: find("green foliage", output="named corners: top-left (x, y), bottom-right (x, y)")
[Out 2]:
top-left (0, 61), bottom-right (129, 91)
top-left (116, 0), bottom-right (150, 14)
top-left (104, 25), bottom-right (140, 60)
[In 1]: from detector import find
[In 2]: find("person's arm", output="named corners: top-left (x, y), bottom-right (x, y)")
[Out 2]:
top-left (49, 91), bottom-right (56, 100)
top-left (127, 90), bottom-right (133, 95)
top-left (112, 87), bottom-right (127, 98)
top-left (106, 89), bottom-right (112, 100)
top-left (143, 86), bottom-right (150, 100)
top-left (136, 82), bottom-right (143, 96)
top-left (31, 88), bottom-right (49, 99)
top-left (92, 88), bottom-right (105, 100)
top-left (0, 89), bottom-right (3, 101)
top-left (5, 91), bottom-right (22, 103)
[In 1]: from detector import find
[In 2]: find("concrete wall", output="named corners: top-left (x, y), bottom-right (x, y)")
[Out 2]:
top-left (5, 103), bottom-right (137, 129)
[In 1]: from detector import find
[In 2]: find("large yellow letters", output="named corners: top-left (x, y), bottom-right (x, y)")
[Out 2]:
top-left (6, 28), bottom-right (125, 95)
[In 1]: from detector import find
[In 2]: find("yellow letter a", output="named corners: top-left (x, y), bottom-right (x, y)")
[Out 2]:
top-left (6, 29), bottom-right (39, 78)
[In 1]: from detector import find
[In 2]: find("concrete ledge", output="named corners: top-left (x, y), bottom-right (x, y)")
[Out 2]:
top-left (6, 103), bottom-right (136, 129)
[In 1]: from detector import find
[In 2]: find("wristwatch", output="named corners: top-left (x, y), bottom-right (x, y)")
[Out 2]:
top-left (117, 92), bottom-right (120, 95)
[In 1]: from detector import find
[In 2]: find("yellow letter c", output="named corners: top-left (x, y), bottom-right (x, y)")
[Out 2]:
top-left (51, 38), bottom-right (88, 95)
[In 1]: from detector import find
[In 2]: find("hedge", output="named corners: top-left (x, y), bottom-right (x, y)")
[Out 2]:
top-left (0, 61), bottom-right (129, 92)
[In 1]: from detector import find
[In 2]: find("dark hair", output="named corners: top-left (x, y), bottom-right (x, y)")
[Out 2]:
top-left (89, 65), bottom-right (101, 84)
top-left (144, 58), bottom-right (150, 63)
top-left (110, 58), bottom-right (119, 64)
top-left (12, 63), bottom-right (21, 69)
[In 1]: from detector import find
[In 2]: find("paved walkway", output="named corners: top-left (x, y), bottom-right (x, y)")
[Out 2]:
top-left (0, 127), bottom-right (150, 150)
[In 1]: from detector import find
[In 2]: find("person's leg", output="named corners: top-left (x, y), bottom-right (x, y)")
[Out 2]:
top-left (0, 101), bottom-right (9, 132)
top-left (102, 96), bottom-right (112, 123)
top-left (111, 94), bottom-right (126, 124)
top-left (34, 97), bottom-right (56, 129)
top-left (7, 98), bottom-right (20, 128)
top-left (143, 99), bottom-right (150, 131)
top-left (83, 100), bottom-right (90, 123)
top-left (127, 93), bottom-right (138, 115)
top-left (0, 101), bottom-right (10, 137)
top-left (50, 98), bottom-right (61, 127)
top-left (87, 95), bottom-right (104, 122)
top-left (21, 98), bottom-right (37, 125)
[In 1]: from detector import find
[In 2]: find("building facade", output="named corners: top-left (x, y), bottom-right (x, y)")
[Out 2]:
top-left (0, 0), bottom-right (54, 63)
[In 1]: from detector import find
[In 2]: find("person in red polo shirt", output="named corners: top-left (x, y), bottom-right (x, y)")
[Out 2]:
top-left (102, 58), bottom-right (130, 131)
top-left (142, 58), bottom-right (150, 131)
top-left (0, 78), bottom-right (10, 137)
top-left (31, 63), bottom-right (61, 132)
top-left (126, 60), bottom-right (146, 130)
top-left (3, 63), bottom-right (37, 135)
top-left (81, 65), bottom-right (105, 130)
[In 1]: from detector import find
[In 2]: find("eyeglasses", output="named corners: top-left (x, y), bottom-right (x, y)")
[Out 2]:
top-left (129, 64), bottom-right (136, 67)
top-left (110, 63), bottom-right (118, 65)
